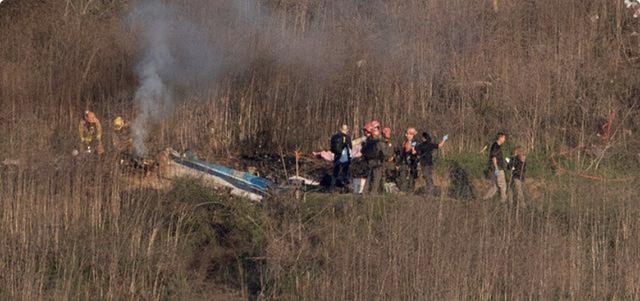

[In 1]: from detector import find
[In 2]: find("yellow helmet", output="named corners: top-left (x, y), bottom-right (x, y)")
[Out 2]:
top-left (113, 117), bottom-right (125, 130)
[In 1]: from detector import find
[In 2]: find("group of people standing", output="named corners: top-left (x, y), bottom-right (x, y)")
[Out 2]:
top-left (482, 132), bottom-right (527, 205)
top-left (78, 110), bottom-right (527, 203)
top-left (329, 122), bottom-right (527, 205)
top-left (330, 120), bottom-right (448, 196)
top-left (76, 110), bottom-right (132, 158)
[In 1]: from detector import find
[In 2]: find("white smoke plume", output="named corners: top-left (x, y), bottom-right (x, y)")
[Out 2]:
top-left (126, 0), bottom-right (418, 155)
top-left (128, 1), bottom-right (219, 156)
top-left (127, 0), bottom-right (329, 156)
top-left (129, 2), bottom-right (173, 156)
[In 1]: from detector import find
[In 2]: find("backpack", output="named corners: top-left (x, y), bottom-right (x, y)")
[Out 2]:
top-left (361, 139), bottom-right (380, 161)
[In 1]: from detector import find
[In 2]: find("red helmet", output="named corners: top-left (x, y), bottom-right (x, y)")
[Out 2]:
top-left (371, 128), bottom-right (381, 138)
top-left (84, 111), bottom-right (99, 124)
top-left (382, 127), bottom-right (391, 139)
top-left (363, 122), bottom-right (375, 134)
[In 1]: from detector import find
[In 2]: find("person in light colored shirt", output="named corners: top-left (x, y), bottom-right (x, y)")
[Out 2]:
top-left (329, 124), bottom-right (352, 190)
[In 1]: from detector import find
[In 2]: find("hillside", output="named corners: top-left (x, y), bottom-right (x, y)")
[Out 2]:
top-left (1, 0), bottom-right (640, 299)
top-left (1, 0), bottom-right (638, 157)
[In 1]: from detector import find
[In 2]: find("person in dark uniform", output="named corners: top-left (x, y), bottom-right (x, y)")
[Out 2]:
top-left (483, 132), bottom-right (508, 202)
top-left (380, 127), bottom-right (396, 187)
top-left (508, 146), bottom-right (527, 206)
top-left (415, 131), bottom-right (447, 196)
top-left (362, 128), bottom-right (385, 194)
top-left (397, 127), bottom-right (418, 193)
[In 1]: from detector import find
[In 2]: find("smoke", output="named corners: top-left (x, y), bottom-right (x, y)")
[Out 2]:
top-left (127, 0), bottom-right (333, 155)
top-left (129, 2), bottom-right (170, 156)
top-left (128, 1), bottom-right (220, 156)
top-left (127, 0), bottom-right (436, 155)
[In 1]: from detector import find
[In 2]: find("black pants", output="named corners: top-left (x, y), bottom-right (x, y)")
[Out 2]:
top-left (421, 164), bottom-right (434, 196)
top-left (397, 163), bottom-right (417, 193)
top-left (383, 162), bottom-right (395, 182)
top-left (331, 160), bottom-right (350, 188)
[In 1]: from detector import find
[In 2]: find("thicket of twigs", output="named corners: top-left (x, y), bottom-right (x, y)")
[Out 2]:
top-left (1, 0), bottom-right (640, 299)
top-left (2, 0), bottom-right (639, 158)
top-left (1, 166), bottom-right (638, 299)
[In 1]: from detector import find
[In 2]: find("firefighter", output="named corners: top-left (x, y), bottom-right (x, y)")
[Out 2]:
top-left (112, 116), bottom-right (132, 154)
top-left (78, 111), bottom-right (104, 155)
top-left (370, 120), bottom-right (381, 132)
top-left (380, 127), bottom-right (396, 184)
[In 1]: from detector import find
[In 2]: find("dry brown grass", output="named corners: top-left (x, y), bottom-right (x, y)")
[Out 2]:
top-left (1, 158), bottom-right (639, 299)
top-left (1, 0), bottom-right (640, 299)
top-left (0, 162), bottom-right (183, 299)
top-left (260, 179), bottom-right (640, 299)
top-left (1, 0), bottom-right (638, 158)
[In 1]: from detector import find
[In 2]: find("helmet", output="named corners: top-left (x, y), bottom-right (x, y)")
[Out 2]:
top-left (371, 128), bottom-right (381, 138)
top-left (382, 127), bottom-right (391, 139)
top-left (363, 122), bottom-right (375, 135)
top-left (85, 111), bottom-right (99, 124)
top-left (113, 117), bottom-right (125, 130)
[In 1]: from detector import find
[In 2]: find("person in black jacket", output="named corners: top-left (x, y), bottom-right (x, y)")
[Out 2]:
top-left (362, 128), bottom-right (385, 194)
top-left (415, 131), bottom-right (447, 196)
top-left (330, 124), bottom-right (352, 189)
top-left (483, 132), bottom-right (508, 202)
top-left (507, 146), bottom-right (527, 206)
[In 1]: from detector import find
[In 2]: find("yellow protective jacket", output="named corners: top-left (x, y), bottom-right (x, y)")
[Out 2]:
top-left (79, 119), bottom-right (102, 144)
top-left (112, 126), bottom-right (132, 152)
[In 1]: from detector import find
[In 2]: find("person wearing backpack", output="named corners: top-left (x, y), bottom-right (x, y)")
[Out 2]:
top-left (330, 124), bottom-right (352, 189)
